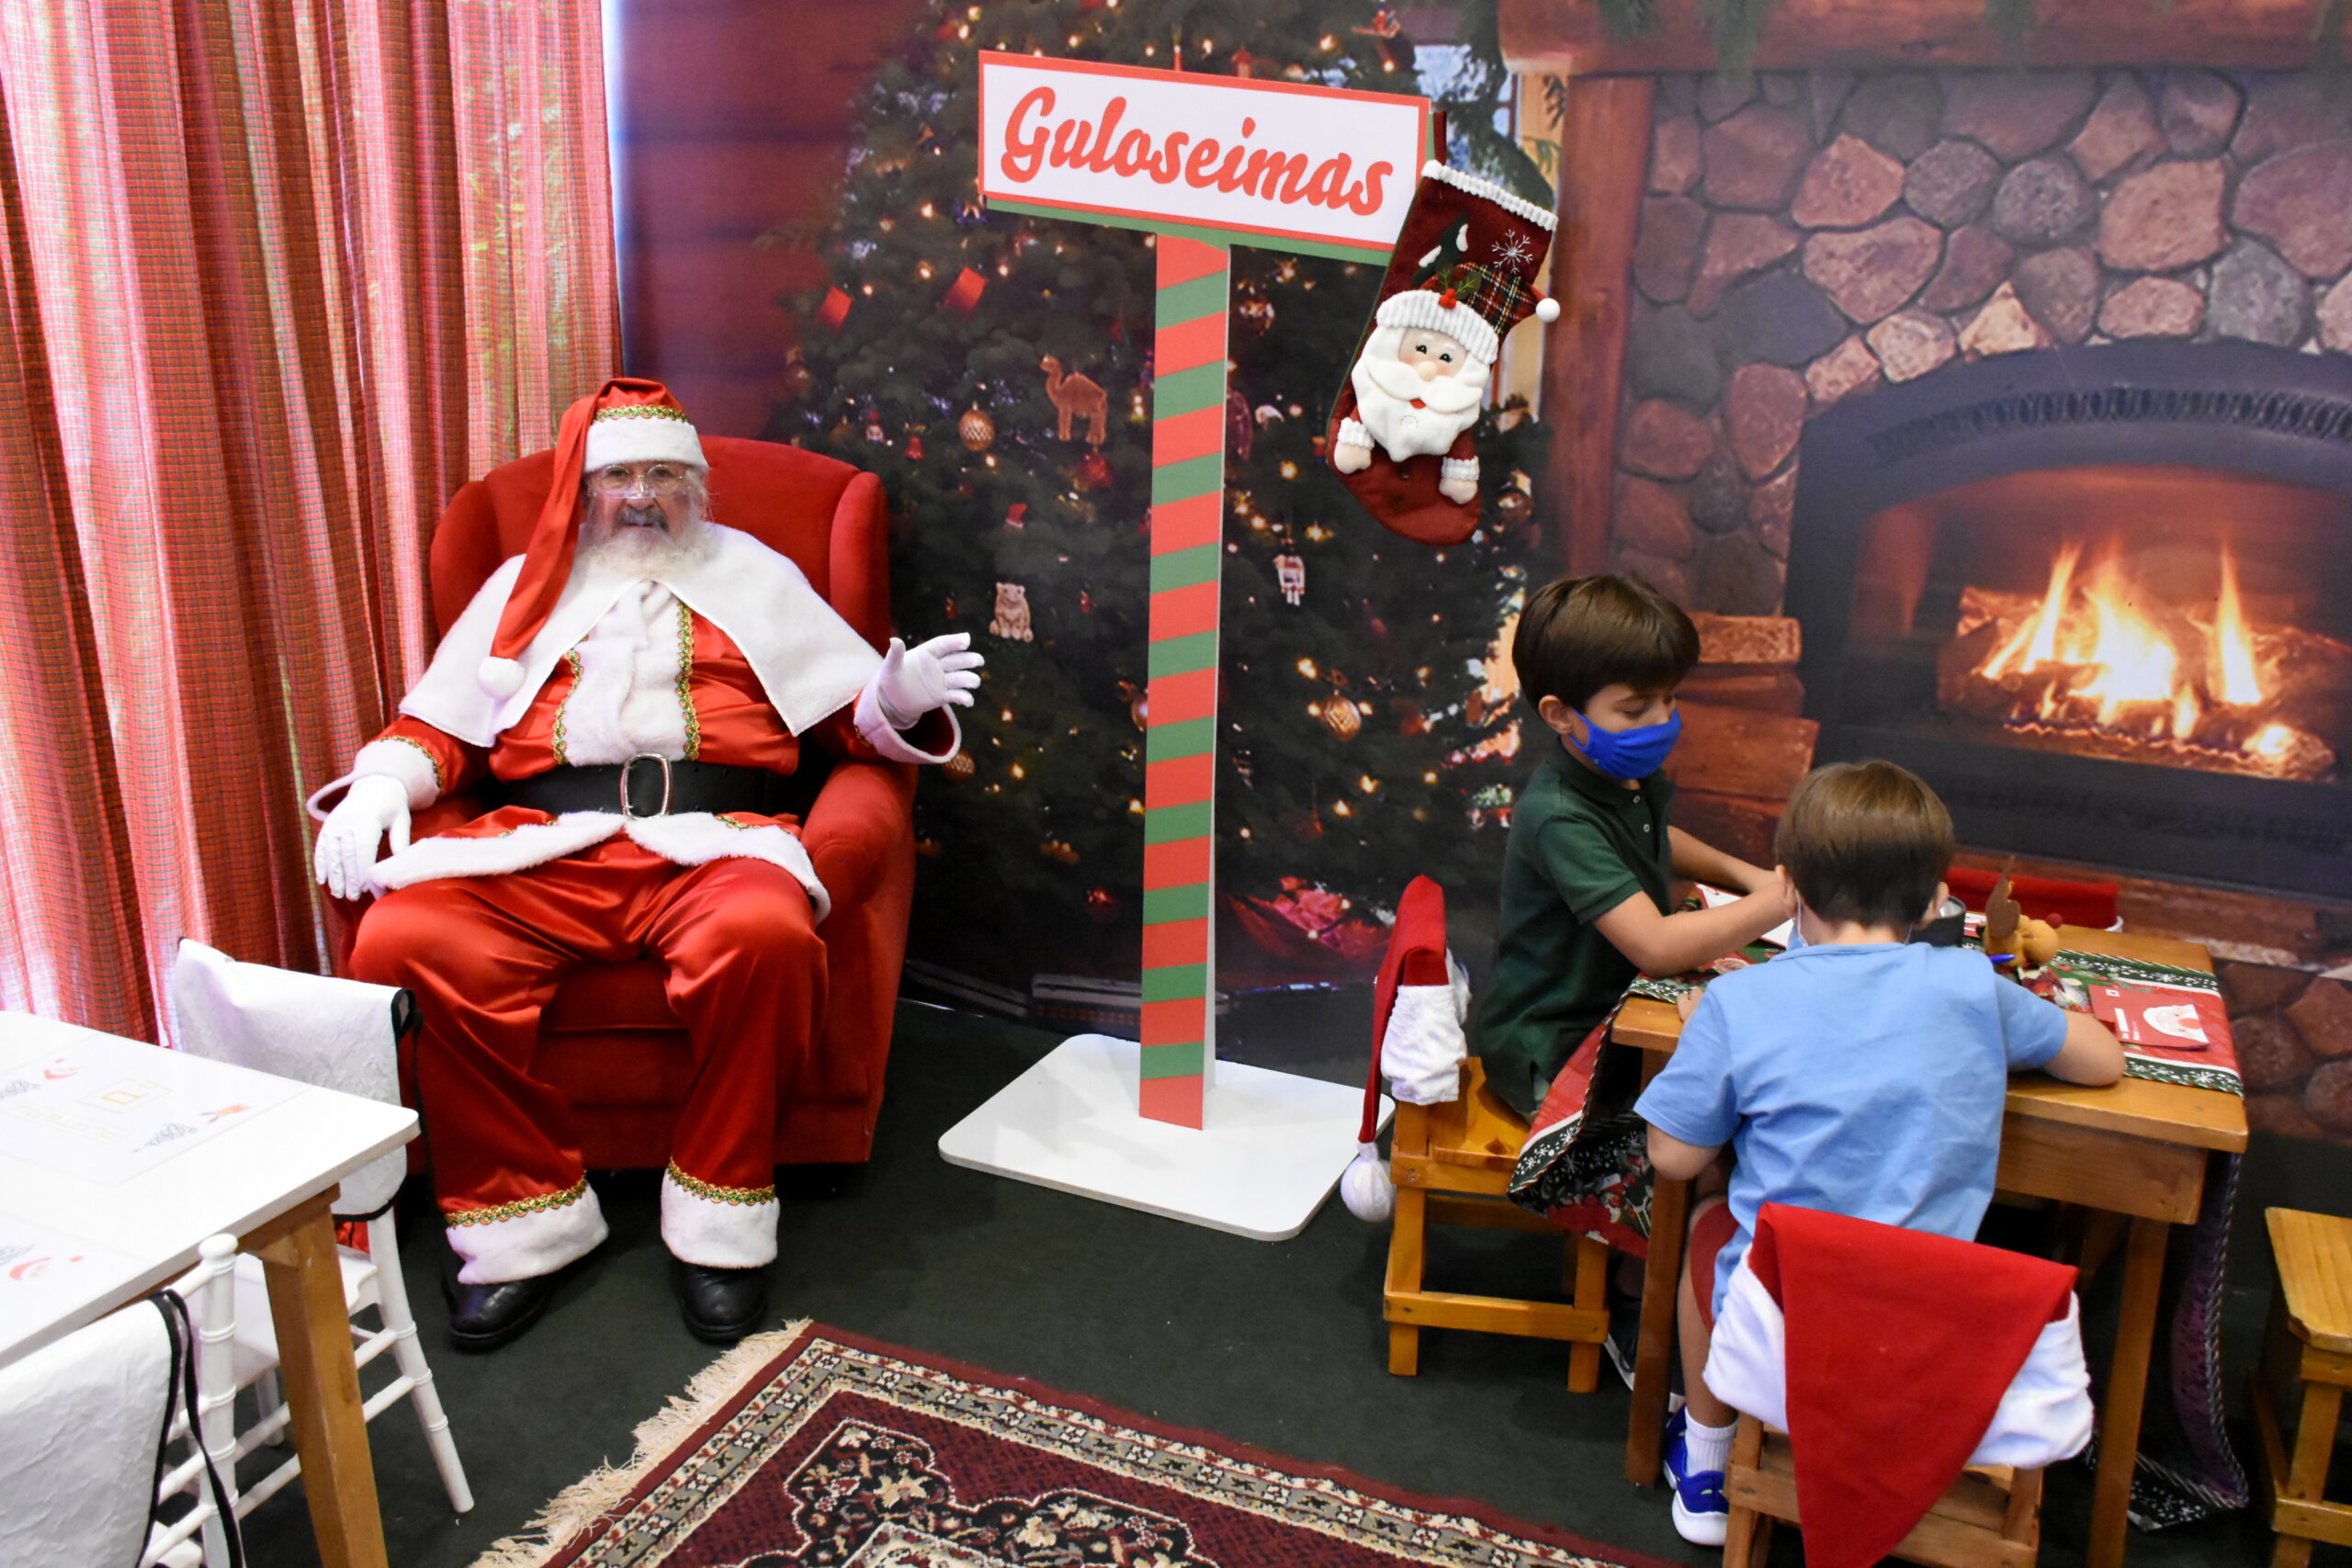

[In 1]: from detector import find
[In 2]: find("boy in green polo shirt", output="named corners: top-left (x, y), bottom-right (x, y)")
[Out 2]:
top-left (1479, 575), bottom-right (1788, 1118)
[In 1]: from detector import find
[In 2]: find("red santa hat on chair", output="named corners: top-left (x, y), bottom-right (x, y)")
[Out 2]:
top-left (1705, 1204), bottom-right (2089, 1568)
top-left (477, 378), bottom-right (710, 699)
top-left (1340, 875), bottom-right (1470, 1223)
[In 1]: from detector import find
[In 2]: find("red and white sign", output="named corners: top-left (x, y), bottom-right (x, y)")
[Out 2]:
top-left (978, 53), bottom-right (1428, 256)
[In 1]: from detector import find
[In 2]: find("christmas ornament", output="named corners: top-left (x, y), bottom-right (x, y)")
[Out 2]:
top-left (1327, 164), bottom-right (1560, 547)
top-left (1274, 552), bottom-right (1306, 606)
top-left (816, 285), bottom-right (852, 333)
top-left (1322, 699), bottom-right (1363, 741)
top-left (1086, 886), bottom-right (1120, 921)
top-left (1004, 502), bottom-right (1027, 530)
top-left (865, 412), bottom-right (888, 444)
top-left (944, 265), bottom-right (988, 316)
top-left (1227, 389), bottom-right (1254, 460)
top-left (916, 837), bottom-right (944, 858)
top-left (1074, 450), bottom-right (1113, 491)
top-left (1040, 838), bottom-right (1080, 864)
top-left (944, 751), bottom-right (977, 780)
top-left (1236, 286), bottom-right (1275, 335)
top-left (780, 349), bottom-right (816, 404)
top-left (989, 581), bottom-right (1034, 641)
top-left (1494, 487), bottom-right (1532, 525)
top-left (1079, 589), bottom-right (1094, 615)
top-left (1396, 700), bottom-right (1429, 737)
top-left (1041, 355), bottom-right (1108, 444)
top-left (958, 405), bottom-right (996, 452)
top-left (1230, 47), bottom-right (1258, 77)
top-left (1121, 682), bottom-right (1148, 730)
top-left (1354, 6), bottom-right (1417, 73)
top-left (905, 434), bottom-right (925, 460)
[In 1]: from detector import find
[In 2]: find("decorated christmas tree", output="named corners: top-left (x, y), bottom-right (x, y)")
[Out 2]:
top-left (775, 0), bottom-right (1550, 987)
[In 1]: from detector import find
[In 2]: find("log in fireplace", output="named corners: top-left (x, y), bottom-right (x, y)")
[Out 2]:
top-left (1785, 341), bottom-right (2352, 899)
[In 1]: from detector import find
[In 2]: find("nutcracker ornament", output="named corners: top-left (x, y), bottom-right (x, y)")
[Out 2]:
top-left (1274, 551), bottom-right (1306, 606)
top-left (1326, 163), bottom-right (1560, 547)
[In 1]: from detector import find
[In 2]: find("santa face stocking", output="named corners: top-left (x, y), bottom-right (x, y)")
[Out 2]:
top-left (1325, 162), bottom-right (1559, 547)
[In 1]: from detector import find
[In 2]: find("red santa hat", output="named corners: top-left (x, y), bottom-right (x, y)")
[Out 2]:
top-left (1740, 1204), bottom-right (2078, 1568)
top-left (477, 378), bottom-right (710, 699)
top-left (1340, 875), bottom-right (1456, 1222)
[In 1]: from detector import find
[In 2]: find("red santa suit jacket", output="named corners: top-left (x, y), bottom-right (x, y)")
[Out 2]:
top-left (331, 524), bottom-right (955, 920)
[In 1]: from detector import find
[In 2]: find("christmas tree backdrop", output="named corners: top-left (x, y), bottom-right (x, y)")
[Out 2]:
top-left (773, 0), bottom-right (1552, 991)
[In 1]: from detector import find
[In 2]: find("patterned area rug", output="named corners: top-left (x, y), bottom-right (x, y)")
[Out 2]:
top-left (471, 1322), bottom-right (1670, 1568)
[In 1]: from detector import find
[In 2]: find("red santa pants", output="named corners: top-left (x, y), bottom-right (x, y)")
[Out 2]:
top-left (349, 835), bottom-right (824, 1280)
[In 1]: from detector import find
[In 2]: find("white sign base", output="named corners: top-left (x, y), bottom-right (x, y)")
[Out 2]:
top-left (938, 1032), bottom-right (1393, 1242)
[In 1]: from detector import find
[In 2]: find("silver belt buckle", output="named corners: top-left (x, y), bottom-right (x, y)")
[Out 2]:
top-left (620, 754), bottom-right (673, 818)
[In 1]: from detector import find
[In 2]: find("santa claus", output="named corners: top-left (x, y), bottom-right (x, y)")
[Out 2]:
top-left (311, 379), bottom-right (979, 1349)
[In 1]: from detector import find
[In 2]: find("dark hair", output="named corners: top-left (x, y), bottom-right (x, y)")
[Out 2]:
top-left (1774, 761), bottom-right (1955, 931)
top-left (1511, 574), bottom-right (1701, 714)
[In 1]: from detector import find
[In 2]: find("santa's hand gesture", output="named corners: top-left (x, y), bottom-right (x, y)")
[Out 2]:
top-left (872, 633), bottom-right (984, 728)
top-left (314, 774), bottom-right (412, 899)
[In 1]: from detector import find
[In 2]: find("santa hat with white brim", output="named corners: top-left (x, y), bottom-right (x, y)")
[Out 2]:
top-left (477, 378), bottom-right (708, 700)
top-left (1340, 875), bottom-right (1471, 1223)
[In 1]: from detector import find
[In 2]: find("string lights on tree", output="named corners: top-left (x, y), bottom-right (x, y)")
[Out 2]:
top-left (780, 0), bottom-right (1549, 981)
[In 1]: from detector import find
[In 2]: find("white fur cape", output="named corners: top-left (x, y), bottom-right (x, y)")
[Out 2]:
top-left (399, 524), bottom-right (882, 747)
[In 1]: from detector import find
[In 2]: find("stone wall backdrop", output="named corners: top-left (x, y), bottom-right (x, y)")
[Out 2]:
top-left (1610, 66), bottom-right (2352, 1142)
top-left (2225, 964), bottom-right (2352, 1144)
top-left (1613, 67), bottom-right (2352, 616)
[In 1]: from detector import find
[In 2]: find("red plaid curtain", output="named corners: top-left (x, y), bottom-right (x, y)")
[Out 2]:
top-left (0, 3), bottom-right (617, 1039)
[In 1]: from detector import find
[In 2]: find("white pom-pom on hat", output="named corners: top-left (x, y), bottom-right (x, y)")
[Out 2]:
top-left (1534, 296), bottom-right (1561, 323)
top-left (478, 656), bottom-right (526, 700)
top-left (1340, 1141), bottom-right (1395, 1222)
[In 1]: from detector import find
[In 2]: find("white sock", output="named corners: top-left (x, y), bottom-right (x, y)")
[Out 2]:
top-left (1682, 1413), bottom-right (1736, 1477)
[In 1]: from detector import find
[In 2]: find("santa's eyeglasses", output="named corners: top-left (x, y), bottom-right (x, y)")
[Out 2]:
top-left (590, 464), bottom-right (693, 496)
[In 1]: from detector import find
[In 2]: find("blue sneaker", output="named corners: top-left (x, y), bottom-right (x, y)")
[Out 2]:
top-left (1662, 1408), bottom-right (1729, 1546)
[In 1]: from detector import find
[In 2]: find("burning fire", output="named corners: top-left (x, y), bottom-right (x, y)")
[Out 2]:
top-left (1957, 538), bottom-right (2335, 781)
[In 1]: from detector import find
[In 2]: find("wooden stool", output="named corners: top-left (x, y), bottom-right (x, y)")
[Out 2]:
top-left (2253, 1207), bottom-right (2352, 1568)
top-left (1724, 1416), bottom-right (2046, 1568)
top-left (1384, 1059), bottom-right (1611, 1391)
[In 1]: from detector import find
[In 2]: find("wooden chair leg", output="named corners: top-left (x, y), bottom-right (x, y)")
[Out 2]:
top-left (2003, 1465), bottom-right (2045, 1552)
top-left (1566, 1235), bottom-right (1608, 1394)
top-left (2273, 1379), bottom-right (2343, 1568)
top-left (1722, 1416), bottom-right (1767, 1568)
top-left (1385, 1185), bottom-right (1427, 1376)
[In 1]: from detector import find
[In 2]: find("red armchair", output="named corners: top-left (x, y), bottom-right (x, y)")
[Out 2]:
top-left (339, 436), bottom-right (914, 1167)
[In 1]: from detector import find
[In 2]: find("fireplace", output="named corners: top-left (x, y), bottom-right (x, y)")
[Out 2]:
top-left (1785, 341), bottom-right (2352, 899)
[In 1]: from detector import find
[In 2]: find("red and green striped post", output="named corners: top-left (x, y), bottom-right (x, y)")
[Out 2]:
top-left (1137, 233), bottom-right (1229, 1128)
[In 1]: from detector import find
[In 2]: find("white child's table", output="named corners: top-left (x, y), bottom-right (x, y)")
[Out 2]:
top-left (0, 1010), bottom-right (417, 1568)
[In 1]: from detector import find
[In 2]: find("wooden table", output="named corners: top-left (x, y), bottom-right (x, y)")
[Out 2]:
top-left (1615, 929), bottom-right (2247, 1568)
top-left (0, 1012), bottom-right (417, 1568)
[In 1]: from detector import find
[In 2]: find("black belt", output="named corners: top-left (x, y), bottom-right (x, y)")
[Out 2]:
top-left (504, 757), bottom-right (775, 818)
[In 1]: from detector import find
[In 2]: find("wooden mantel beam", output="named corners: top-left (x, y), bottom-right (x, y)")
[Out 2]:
top-left (1501, 0), bottom-right (2352, 76)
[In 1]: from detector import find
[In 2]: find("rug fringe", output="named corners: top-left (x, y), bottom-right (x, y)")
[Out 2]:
top-left (467, 1319), bottom-right (813, 1568)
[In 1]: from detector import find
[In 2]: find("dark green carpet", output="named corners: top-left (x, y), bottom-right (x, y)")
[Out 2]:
top-left (238, 997), bottom-right (2328, 1567)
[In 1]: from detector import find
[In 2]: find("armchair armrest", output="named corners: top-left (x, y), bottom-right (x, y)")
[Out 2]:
top-left (800, 758), bottom-right (916, 914)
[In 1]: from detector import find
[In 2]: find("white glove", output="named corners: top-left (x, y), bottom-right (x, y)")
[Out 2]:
top-left (313, 774), bottom-right (411, 900)
top-left (873, 633), bottom-right (984, 728)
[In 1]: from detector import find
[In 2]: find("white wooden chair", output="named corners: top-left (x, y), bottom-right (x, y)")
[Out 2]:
top-left (167, 942), bottom-right (472, 1529)
top-left (0, 1235), bottom-right (241, 1568)
top-left (145, 1235), bottom-right (243, 1568)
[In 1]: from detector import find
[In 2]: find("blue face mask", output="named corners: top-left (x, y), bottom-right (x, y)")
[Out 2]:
top-left (1568, 706), bottom-right (1682, 781)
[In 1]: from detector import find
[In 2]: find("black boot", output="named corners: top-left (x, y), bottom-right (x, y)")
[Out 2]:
top-left (447, 1275), bottom-right (559, 1352)
top-left (674, 1261), bottom-right (767, 1343)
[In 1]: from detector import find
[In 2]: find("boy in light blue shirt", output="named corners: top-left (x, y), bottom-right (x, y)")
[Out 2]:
top-left (1634, 761), bottom-right (2124, 1546)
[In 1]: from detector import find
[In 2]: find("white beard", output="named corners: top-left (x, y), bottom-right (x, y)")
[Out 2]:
top-left (577, 505), bottom-right (715, 581)
top-left (1350, 326), bottom-right (1488, 462)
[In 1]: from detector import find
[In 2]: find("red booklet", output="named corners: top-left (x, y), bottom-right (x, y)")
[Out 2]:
top-left (2086, 982), bottom-right (2230, 1055)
